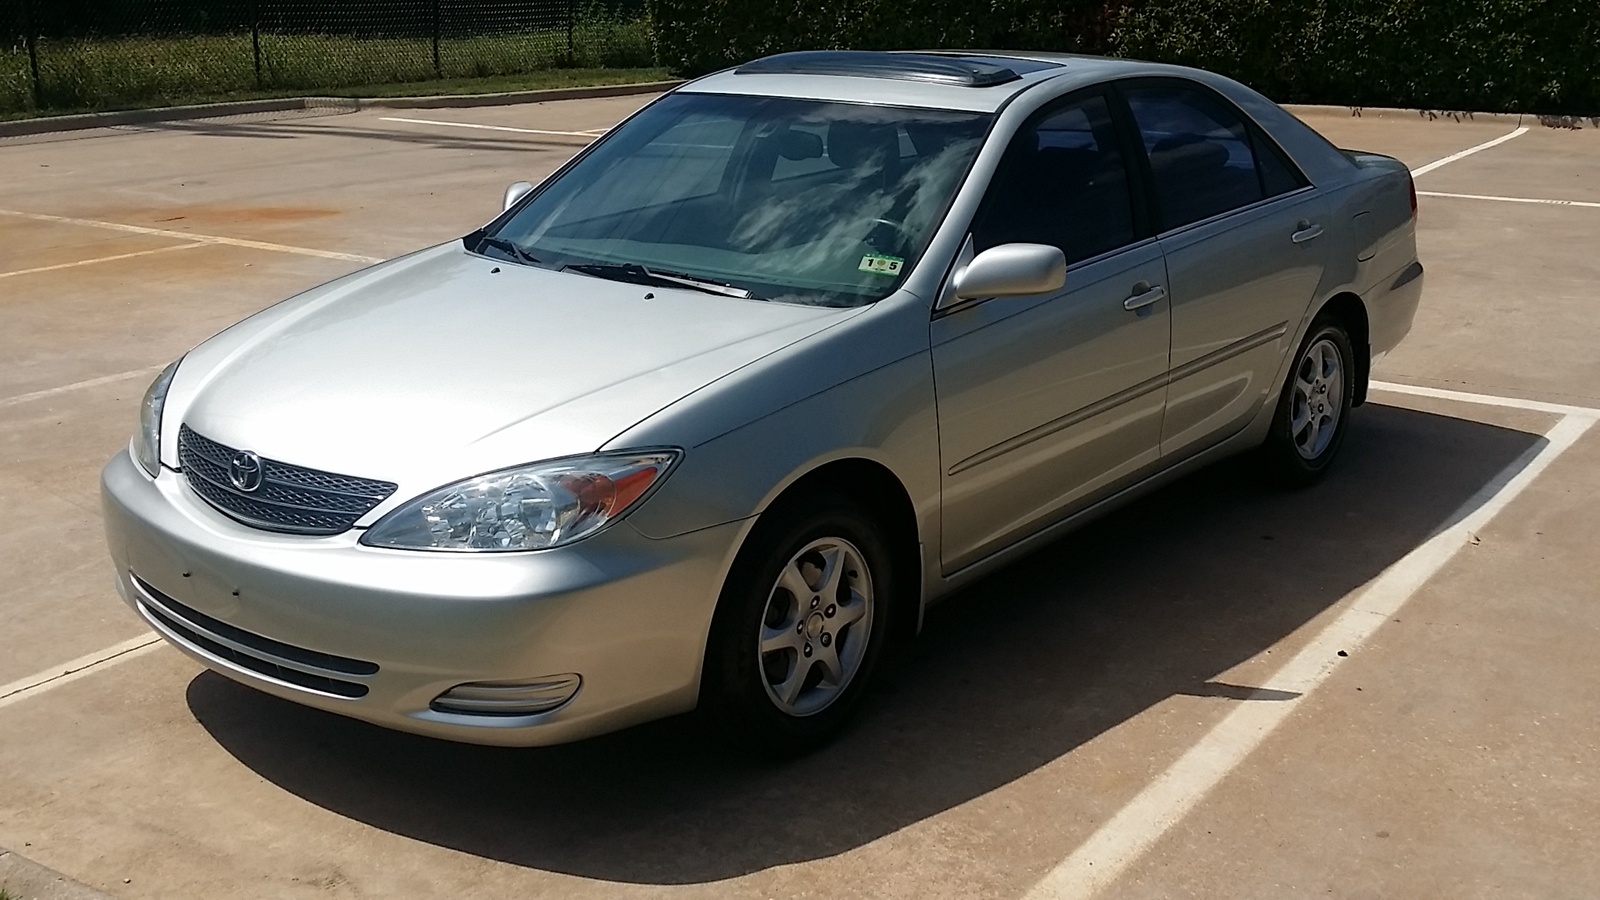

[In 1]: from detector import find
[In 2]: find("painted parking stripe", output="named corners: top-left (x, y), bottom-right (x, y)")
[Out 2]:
top-left (0, 241), bottom-right (206, 280)
top-left (1024, 401), bottom-right (1594, 900)
top-left (0, 635), bottom-right (163, 711)
top-left (1418, 190), bottom-right (1600, 210)
top-left (1410, 125), bottom-right (1528, 176)
top-left (379, 116), bottom-right (600, 138)
top-left (1373, 379), bottom-right (1600, 418)
top-left (0, 208), bottom-right (383, 264)
top-left (0, 365), bottom-right (163, 409)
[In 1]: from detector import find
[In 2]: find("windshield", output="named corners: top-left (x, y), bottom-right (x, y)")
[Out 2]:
top-left (482, 93), bottom-right (992, 307)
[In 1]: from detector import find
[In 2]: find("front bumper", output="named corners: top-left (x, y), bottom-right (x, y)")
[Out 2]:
top-left (101, 450), bottom-right (747, 746)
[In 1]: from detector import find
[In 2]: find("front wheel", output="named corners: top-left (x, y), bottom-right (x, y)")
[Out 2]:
top-left (1263, 317), bottom-right (1356, 485)
top-left (700, 495), bottom-right (894, 756)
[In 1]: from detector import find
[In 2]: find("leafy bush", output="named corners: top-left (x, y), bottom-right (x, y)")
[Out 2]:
top-left (648, 0), bottom-right (1125, 77)
top-left (1114, 0), bottom-right (1600, 115)
top-left (649, 0), bottom-right (1598, 114)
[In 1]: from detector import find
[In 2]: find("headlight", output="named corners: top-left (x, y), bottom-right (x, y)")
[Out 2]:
top-left (360, 451), bottom-right (680, 552)
top-left (133, 361), bottom-right (180, 477)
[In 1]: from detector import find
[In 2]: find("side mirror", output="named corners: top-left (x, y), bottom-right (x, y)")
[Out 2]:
top-left (503, 181), bottom-right (534, 212)
top-left (953, 243), bottom-right (1066, 300)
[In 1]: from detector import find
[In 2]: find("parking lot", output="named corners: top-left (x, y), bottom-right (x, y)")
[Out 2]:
top-left (2, 94), bottom-right (1598, 898)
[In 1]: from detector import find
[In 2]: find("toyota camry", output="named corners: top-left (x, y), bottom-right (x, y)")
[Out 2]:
top-left (102, 50), bottom-right (1423, 754)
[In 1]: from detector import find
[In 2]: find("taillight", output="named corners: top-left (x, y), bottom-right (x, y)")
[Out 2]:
top-left (1408, 176), bottom-right (1418, 219)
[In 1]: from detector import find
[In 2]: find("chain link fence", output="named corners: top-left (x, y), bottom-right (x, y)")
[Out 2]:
top-left (1, 0), bottom-right (653, 115)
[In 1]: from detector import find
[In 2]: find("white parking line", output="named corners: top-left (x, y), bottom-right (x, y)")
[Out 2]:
top-left (0, 208), bottom-right (383, 264)
top-left (0, 241), bottom-right (205, 280)
top-left (1410, 125), bottom-right (1528, 176)
top-left (1025, 389), bottom-right (1596, 900)
top-left (1417, 190), bottom-right (1600, 210)
top-left (0, 365), bottom-right (163, 409)
top-left (1373, 379), bottom-right (1600, 418)
top-left (0, 634), bottom-right (163, 711)
top-left (379, 116), bottom-right (600, 138)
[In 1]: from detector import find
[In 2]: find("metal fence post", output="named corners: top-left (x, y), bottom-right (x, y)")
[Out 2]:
top-left (432, 0), bottom-right (442, 77)
top-left (23, 0), bottom-right (43, 109)
top-left (250, 0), bottom-right (263, 89)
top-left (566, 0), bottom-right (576, 65)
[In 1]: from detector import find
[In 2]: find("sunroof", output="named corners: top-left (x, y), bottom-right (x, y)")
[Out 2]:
top-left (736, 51), bottom-right (1026, 87)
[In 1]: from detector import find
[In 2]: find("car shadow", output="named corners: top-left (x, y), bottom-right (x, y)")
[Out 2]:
top-left (187, 401), bottom-right (1544, 884)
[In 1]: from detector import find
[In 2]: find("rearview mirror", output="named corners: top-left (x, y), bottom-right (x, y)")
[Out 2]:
top-left (777, 130), bottom-right (824, 160)
top-left (953, 243), bottom-right (1066, 300)
top-left (503, 181), bottom-right (534, 212)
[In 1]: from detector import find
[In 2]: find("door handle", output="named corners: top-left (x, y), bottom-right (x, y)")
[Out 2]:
top-left (1124, 283), bottom-right (1166, 311)
top-left (1292, 221), bottom-right (1324, 244)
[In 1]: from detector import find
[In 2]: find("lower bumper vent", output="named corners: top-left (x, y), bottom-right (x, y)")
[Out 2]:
top-left (132, 573), bottom-right (376, 699)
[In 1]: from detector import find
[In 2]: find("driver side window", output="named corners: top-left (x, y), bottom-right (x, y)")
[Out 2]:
top-left (971, 94), bottom-right (1137, 266)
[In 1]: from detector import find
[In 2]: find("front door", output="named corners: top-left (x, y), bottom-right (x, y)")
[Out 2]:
top-left (931, 91), bottom-right (1171, 573)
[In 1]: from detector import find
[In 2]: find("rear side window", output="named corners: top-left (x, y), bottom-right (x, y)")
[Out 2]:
top-left (1124, 85), bottom-right (1299, 231)
top-left (973, 93), bottom-right (1137, 266)
top-left (1253, 132), bottom-right (1308, 197)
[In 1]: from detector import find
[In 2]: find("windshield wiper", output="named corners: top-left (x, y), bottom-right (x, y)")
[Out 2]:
top-left (564, 262), bottom-right (755, 299)
top-left (473, 235), bottom-right (541, 265)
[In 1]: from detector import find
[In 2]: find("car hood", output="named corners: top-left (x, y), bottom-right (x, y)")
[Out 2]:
top-left (168, 244), bottom-right (856, 494)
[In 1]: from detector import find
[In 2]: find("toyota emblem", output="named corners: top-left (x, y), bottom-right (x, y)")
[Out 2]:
top-left (228, 450), bottom-right (264, 492)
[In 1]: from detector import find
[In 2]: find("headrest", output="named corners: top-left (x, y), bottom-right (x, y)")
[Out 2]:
top-left (1149, 135), bottom-right (1229, 178)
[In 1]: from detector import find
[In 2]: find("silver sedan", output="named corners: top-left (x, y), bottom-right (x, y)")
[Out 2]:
top-left (102, 50), bottom-right (1422, 754)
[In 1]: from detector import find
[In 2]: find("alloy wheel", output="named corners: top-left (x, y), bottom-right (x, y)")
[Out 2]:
top-left (757, 536), bottom-right (874, 716)
top-left (1291, 337), bottom-right (1345, 460)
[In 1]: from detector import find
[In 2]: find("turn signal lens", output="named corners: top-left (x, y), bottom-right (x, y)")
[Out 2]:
top-left (134, 360), bottom-right (180, 477)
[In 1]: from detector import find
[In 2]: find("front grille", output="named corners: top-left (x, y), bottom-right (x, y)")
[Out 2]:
top-left (178, 425), bottom-right (397, 535)
top-left (133, 573), bottom-right (376, 699)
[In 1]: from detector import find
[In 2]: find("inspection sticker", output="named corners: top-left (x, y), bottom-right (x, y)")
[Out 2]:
top-left (859, 254), bottom-right (904, 276)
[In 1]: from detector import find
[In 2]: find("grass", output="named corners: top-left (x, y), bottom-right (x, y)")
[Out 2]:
top-left (0, 66), bottom-right (671, 121)
top-left (2, 13), bottom-right (657, 116)
top-left (0, 886), bottom-right (13, 900)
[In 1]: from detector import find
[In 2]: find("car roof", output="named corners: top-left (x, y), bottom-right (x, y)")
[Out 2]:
top-left (679, 50), bottom-right (1175, 113)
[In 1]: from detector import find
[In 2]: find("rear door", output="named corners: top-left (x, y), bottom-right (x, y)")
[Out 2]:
top-left (1117, 80), bottom-right (1330, 458)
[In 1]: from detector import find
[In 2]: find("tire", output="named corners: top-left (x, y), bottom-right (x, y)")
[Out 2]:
top-left (699, 493), bottom-right (895, 756)
top-left (1262, 316), bottom-right (1357, 486)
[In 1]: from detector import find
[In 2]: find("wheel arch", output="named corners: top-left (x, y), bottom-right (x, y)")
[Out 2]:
top-left (745, 457), bottom-right (924, 649)
top-left (1316, 291), bottom-right (1371, 406)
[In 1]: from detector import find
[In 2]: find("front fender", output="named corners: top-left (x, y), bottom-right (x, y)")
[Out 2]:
top-left (620, 348), bottom-right (940, 546)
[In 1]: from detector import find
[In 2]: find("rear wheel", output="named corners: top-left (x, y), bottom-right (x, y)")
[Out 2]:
top-left (700, 494), bottom-right (893, 755)
top-left (1263, 317), bottom-right (1356, 485)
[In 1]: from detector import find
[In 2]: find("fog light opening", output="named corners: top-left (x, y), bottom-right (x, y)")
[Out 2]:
top-left (430, 674), bottom-right (581, 716)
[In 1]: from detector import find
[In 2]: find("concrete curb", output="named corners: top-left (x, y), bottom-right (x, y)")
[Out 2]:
top-left (7, 87), bottom-right (1589, 140)
top-left (0, 847), bottom-right (113, 900)
top-left (360, 79), bottom-right (683, 109)
top-left (1283, 103), bottom-right (1599, 129)
top-left (0, 79), bottom-right (683, 138)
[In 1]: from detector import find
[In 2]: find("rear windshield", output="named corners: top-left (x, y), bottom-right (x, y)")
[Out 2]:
top-left (483, 93), bottom-right (992, 307)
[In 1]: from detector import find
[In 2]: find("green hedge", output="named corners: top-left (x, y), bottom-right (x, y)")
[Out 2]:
top-left (648, 0), bottom-right (1125, 78)
top-left (649, 0), bottom-right (1599, 115)
top-left (1117, 0), bottom-right (1599, 115)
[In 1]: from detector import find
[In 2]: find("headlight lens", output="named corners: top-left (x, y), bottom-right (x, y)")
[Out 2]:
top-left (134, 361), bottom-right (180, 477)
top-left (360, 451), bottom-right (680, 552)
